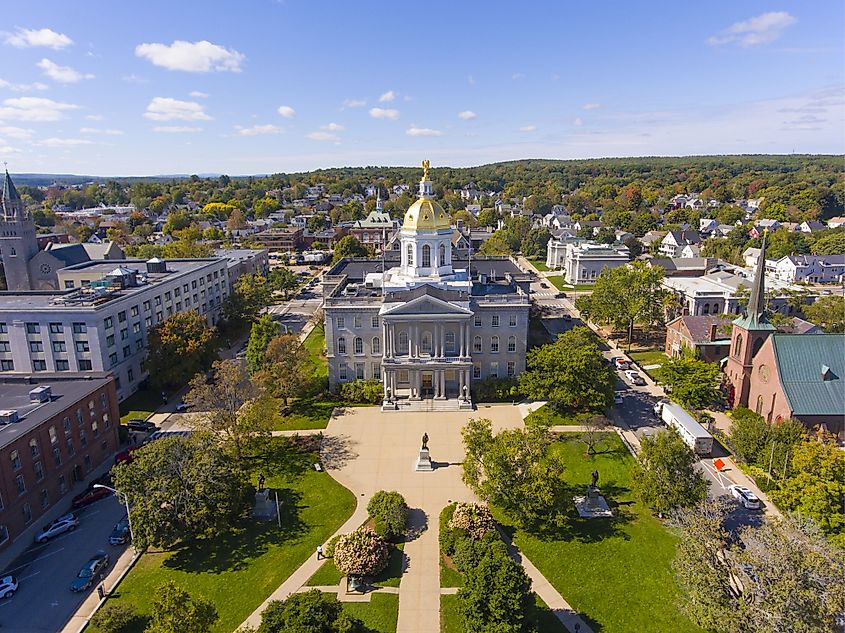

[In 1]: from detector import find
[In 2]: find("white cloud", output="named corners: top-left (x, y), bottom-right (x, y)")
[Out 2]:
top-left (708, 12), bottom-right (796, 47)
top-left (321, 122), bottom-right (344, 131)
top-left (379, 90), bottom-right (396, 103)
top-left (235, 124), bottom-right (282, 136)
top-left (0, 145), bottom-right (20, 154)
top-left (512, 73), bottom-right (525, 80)
top-left (36, 137), bottom-right (93, 147)
top-left (143, 97), bottom-right (211, 121)
top-left (0, 97), bottom-right (78, 122)
top-left (85, 114), bottom-right (104, 121)
top-left (36, 58), bottom-right (94, 83)
top-left (277, 105), bottom-right (296, 118)
top-left (0, 78), bottom-right (48, 92)
top-left (122, 74), bottom-right (149, 84)
top-left (189, 90), bottom-right (209, 98)
top-left (406, 127), bottom-right (443, 137)
top-left (573, 117), bottom-right (583, 126)
top-left (80, 127), bottom-right (123, 136)
top-left (153, 126), bottom-right (202, 133)
top-left (582, 103), bottom-right (601, 110)
top-left (0, 126), bottom-right (33, 139)
top-left (369, 107), bottom-right (399, 121)
top-left (307, 131), bottom-right (341, 142)
top-left (458, 110), bottom-right (477, 120)
top-left (518, 125), bottom-right (537, 133)
top-left (341, 98), bottom-right (365, 109)
top-left (4, 28), bottom-right (72, 50)
top-left (135, 40), bottom-right (245, 72)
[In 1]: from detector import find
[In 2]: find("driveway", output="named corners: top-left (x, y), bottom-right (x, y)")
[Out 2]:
top-left (0, 496), bottom-right (127, 632)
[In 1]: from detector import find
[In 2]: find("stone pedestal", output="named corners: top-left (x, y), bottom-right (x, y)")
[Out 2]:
top-left (573, 486), bottom-right (612, 518)
top-left (415, 448), bottom-right (433, 472)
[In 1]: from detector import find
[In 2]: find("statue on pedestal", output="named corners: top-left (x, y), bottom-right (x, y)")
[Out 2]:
top-left (591, 469), bottom-right (599, 488)
top-left (385, 386), bottom-right (392, 402)
top-left (462, 384), bottom-right (468, 401)
top-left (422, 432), bottom-right (429, 450)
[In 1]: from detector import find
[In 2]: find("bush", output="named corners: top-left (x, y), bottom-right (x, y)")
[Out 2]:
top-left (333, 528), bottom-right (389, 577)
top-left (366, 490), bottom-right (408, 541)
top-left (340, 379), bottom-right (383, 404)
top-left (259, 590), bottom-right (363, 633)
top-left (90, 602), bottom-right (137, 633)
top-left (323, 534), bottom-right (341, 558)
top-left (451, 530), bottom-right (501, 574)
top-left (439, 503), bottom-right (460, 557)
top-left (473, 377), bottom-right (522, 402)
top-left (448, 502), bottom-right (495, 540)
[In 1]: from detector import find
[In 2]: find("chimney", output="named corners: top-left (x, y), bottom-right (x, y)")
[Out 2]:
top-left (709, 323), bottom-right (719, 342)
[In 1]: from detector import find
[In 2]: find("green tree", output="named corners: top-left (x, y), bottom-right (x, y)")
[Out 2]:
top-left (257, 334), bottom-right (311, 405)
top-left (331, 235), bottom-right (367, 262)
top-left (366, 490), bottom-right (408, 540)
top-left (728, 407), bottom-right (771, 466)
top-left (803, 295), bottom-right (845, 332)
top-left (112, 435), bottom-right (251, 549)
top-left (267, 266), bottom-right (299, 298)
top-left (224, 273), bottom-right (272, 323)
top-left (259, 590), bottom-right (363, 633)
top-left (809, 229), bottom-right (845, 255)
top-left (246, 315), bottom-right (282, 373)
top-left (659, 355), bottom-right (724, 410)
top-left (575, 261), bottom-right (669, 350)
top-left (461, 417), bottom-right (569, 530)
top-left (477, 231), bottom-right (514, 256)
top-left (458, 539), bottom-right (533, 633)
top-left (147, 581), bottom-right (219, 633)
top-left (519, 326), bottom-right (613, 412)
top-left (632, 428), bottom-right (708, 516)
top-left (89, 602), bottom-right (137, 633)
top-left (161, 239), bottom-right (213, 258)
top-left (146, 311), bottom-right (217, 391)
top-left (519, 226), bottom-right (551, 258)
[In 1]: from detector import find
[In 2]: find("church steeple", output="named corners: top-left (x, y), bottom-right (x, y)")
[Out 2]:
top-left (733, 230), bottom-right (775, 332)
top-left (1, 169), bottom-right (23, 220)
top-left (375, 188), bottom-right (383, 212)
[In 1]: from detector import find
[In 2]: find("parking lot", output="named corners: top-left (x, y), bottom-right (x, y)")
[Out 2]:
top-left (0, 495), bottom-right (127, 632)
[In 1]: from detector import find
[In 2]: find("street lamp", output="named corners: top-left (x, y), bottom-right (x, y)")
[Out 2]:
top-left (93, 484), bottom-right (136, 553)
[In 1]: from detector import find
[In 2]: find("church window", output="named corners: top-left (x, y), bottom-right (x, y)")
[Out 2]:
top-left (702, 303), bottom-right (710, 315)
top-left (439, 243), bottom-right (446, 266)
top-left (337, 337), bottom-right (347, 354)
top-left (755, 395), bottom-right (764, 415)
top-left (473, 336), bottom-right (482, 353)
top-left (421, 331), bottom-right (432, 354)
top-left (406, 244), bottom-right (413, 266)
top-left (354, 337), bottom-right (363, 355)
top-left (422, 245), bottom-right (431, 267)
top-left (398, 331), bottom-right (409, 355)
top-left (508, 336), bottom-right (516, 352)
top-left (733, 334), bottom-right (743, 358)
top-left (372, 337), bottom-right (381, 354)
top-left (491, 336), bottom-right (499, 353)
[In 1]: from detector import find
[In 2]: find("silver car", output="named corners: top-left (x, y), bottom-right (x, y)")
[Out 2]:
top-left (35, 513), bottom-right (79, 543)
top-left (0, 575), bottom-right (18, 599)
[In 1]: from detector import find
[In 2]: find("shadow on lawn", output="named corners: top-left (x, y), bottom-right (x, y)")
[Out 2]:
top-left (164, 487), bottom-right (306, 575)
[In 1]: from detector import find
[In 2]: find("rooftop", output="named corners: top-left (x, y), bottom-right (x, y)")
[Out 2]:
top-left (772, 334), bottom-right (845, 417)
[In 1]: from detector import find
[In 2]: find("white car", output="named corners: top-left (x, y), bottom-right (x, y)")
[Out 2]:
top-left (35, 513), bottom-right (79, 543)
top-left (0, 575), bottom-right (17, 599)
top-left (613, 357), bottom-right (629, 370)
top-left (730, 485), bottom-right (761, 510)
top-left (624, 370), bottom-right (646, 386)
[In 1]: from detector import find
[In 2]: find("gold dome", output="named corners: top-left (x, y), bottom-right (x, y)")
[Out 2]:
top-left (403, 198), bottom-right (451, 231)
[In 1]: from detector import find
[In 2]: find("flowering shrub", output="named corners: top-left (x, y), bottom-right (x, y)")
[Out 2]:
top-left (448, 503), bottom-right (495, 540)
top-left (333, 528), bottom-right (389, 577)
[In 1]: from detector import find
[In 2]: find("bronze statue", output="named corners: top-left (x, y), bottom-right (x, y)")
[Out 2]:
top-left (591, 469), bottom-right (599, 488)
top-left (421, 159), bottom-right (430, 180)
top-left (422, 432), bottom-right (429, 450)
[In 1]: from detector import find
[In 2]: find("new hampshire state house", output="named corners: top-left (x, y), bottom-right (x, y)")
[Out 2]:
top-left (323, 161), bottom-right (532, 411)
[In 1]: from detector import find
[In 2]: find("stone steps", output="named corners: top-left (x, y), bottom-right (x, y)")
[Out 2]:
top-left (385, 399), bottom-right (470, 412)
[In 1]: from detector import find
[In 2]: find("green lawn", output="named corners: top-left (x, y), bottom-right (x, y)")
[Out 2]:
top-left (440, 593), bottom-right (566, 633)
top-left (548, 277), bottom-right (596, 292)
top-left (118, 387), bottom-right (163, 424)
top-left (525, 404), bottom-right (597, 427)
top-left (496, 433), bottom-right (704, 633)
top-left (628, 350), bottom-right (668, 368)
top-left (303, 325), bottom-right (328, 380)
top-left (307, 543), bottom-right (405, 588)
top-left (271, 398), bottom-right (343, 431)
top-left (343, 593), bottom-right (399, 633)
top-left (528, 259), bottom-right (550, 271)
top-left (91, 439), bottom-right (356, 633)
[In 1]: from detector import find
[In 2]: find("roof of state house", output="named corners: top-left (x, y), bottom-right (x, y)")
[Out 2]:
top-left (383, 284), bottom-right (469, 304)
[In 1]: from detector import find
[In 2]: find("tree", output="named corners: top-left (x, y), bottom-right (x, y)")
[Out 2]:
top-left (810, 229), bottom-right (845, 255)
top-left (257, 334), bottom-right (311, 405)
top-left (366, 491), bottom-right (408, 540)
top-left (519, 327), bottom-right (614, 412)
top-left (331, 235), bottom-right (367, 263)
top-left (333, 528), bottom-right (389, 577)
top-left (147, 581), bottom-right (219, 633)
top-left (658, 355), bottom-right (724, 410)
top-left (225, 273), bottom-right (272, 323)
top-left (581, 414), bottom-right (610, 455)
top-left (803, 295), bottom-right (845, 333)
top-left (339, 379), bottom-right (383, 404)
top-left (477, 231), bottom-right (514, 256)
top-left (259, 590), bottom-right (363, 633)
top-left (575, 261), bottom-right (669, 350)
top-left (246, 315), bottom-right (281, 373)
top-left (632, 428), bottom-right (708, 516)
top-left (146, 311), bottom-right (217, 391)
top-left (267, 266), bottom-right (299, 299)
top-left (112, 435), bottom-right (251, 549)
top-left (519, 226), bottom-right (551, 258)
top-left (728, 407), bottom-right (771, 466)
top-left (89, 602), bottom-right (137, 633)
top-left (184, 359), bottom-right (267, 460)
top-left (161, 239), bottom-right (213, 258)
top-left (448, 502), bottom-right (495, 540)
top-left (461, 417), bottom-right (569, 530)
top-left (458, 539), bottom-right (533, 633)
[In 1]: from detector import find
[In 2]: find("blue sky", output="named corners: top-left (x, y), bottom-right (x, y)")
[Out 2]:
top-left (0, 0), bottom-right (842, 175)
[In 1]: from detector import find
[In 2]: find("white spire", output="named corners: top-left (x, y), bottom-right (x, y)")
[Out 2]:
top-left (376, 188), bottom-right (383, 211)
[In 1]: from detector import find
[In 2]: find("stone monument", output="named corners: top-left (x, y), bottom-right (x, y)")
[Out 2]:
top-left (574, 469), bottom-right (612, 518)
top-left (415, 431), bottom-right (433, 471)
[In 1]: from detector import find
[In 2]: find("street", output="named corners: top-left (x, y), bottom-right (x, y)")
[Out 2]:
top-left (0, 496), bottom-right (127, 632)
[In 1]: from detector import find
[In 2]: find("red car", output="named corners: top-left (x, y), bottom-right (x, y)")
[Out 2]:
top-left (72, 486), bottom-right (112, 509)
top-left (114, 444), bottom-right (143, 465)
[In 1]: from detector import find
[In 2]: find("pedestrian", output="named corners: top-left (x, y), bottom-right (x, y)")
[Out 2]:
top-left (574, 623), bottom-right (580, 633)
top-left (316, 544), bottom-right (323, 560)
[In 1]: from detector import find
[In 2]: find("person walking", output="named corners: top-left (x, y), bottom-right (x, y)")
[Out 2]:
top-left (316, 544), bottom-right (323, 560)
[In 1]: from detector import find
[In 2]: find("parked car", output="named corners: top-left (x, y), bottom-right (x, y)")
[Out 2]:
top-left (72, 485), bottom-right (112, 509)
top-left (35, 513), bottom-right (79, 543)
top-left (70, 552), bottom-right (110, 592)
top-left (730, 485), bottom-right (761, 510)
top-left (613, 393), bottom-right (624, 405)
top-left (0, 575), bottom-right (18, 599)
top-left (613, 358), bottom-right (629, 370)
top-left (126, 419), bottom-right (157, 433)
top-left (624, 370), bottom-right (646, 386)
top-left (114, 444), bottom-right (143, 465)
top-left (175, 402), bottom-right (190, 413)
top-left (109, 515), bottom-right (131, 545)
top-left (540, 282), bottom-right (549, 289)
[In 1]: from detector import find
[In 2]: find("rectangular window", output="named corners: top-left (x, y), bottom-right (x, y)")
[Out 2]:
top-left (164, 292), bottom-right (171, 301)
top-left (192, 280), bottom-right (197, 289)
top-left (131, 305), bottom-right (139, 317)
top-left (372, 337), bottom-right (381, 354)
top-left (58, 475), bottom-right (67, 495)
top-left (156, 311), bottom-right (163, 322)
top-left (49, 323), bottom-right (63, 334)
top-left (72, 322), bottom-right (86, 333)
top-left (15, 474), bottom-right (25, 495)
top-left (183, 284), bottom-right (189, 293)
top-left (109, 353), bottom-right (118, 366)
top-left (371, 316), bottom-right (379, 328)
top-left (29, 341), bottom-right (43, 352)
top-left (145, 316), bottom-right (152, 328)
top-left (104, 317), bottom-right (113, 329)
top-left (29, 439), bottom-right (39, 458)
top-left (64, 280), bottom-right (74, 289)
top-left (154, 296), bottom-right (162, 307)
top-left (492, 315), bottom-right (499, 328)
top-left (337, 338), bottom-right (347, 354)
top-left (10, 450), bottom-right (21, 470)
top-left (66, 439), bottom-right (75, 457)
top-left (40, 489), bottom-right (48, 509)
top-left (508, 337), bottom-right (516, 353)
top-left (473, 363), bottom-right (481, 379)
top-left (507, 361), bottom-right (516, 377)
top-left (123, 345), bottom-right (131, 358)
top-left (106, 334), bottom-right (115, 347)
top-left (174, 287), bottom-right (181, 297)
top-left (339, 364), bottom-right (348, 381)
top-left (175, 302), bottom-right (182, 311)
top-left (473, 337), bottom-right (482, 353)
top-left (79, 430), bottom-right (87, 447)
top-left (25, 323), bottom-right (40, 334)
top-left (132, 322), bottom-right (141, 334)
top-left (445, 332), bottom-right (455, 353)
top-left (22, 503), bottom-right (31, 524)
top-left (52, 341), bottom-right (66, 353)
top-left (474, 316), bottom-right (481, 327)
top-left (56, 360), bottom-right (70, 371)
top-left (0, 360), bottom-right (12, 371)
top-left (0, 341), bottom-right (9, 352)
top-left (491, 337), bottom-right (499, 353)
top-left (33, 360), bottom-right (47, 371)
top-left (52, 446), bottom-right (61, 466)
top-left (372, 363), bottom-right (381, 380)
top-left (0, 323), bottom-right (6, 334)
top-left (78, 359), bottom-right (92, 370)
top-left (91, 419), bottom-right (99, 438)
top-left (355, 362), bottom-right (365, 380)
top-left (490, 361), bottom-right (499, 378)
top-left (121, 328), bottom-right (128, 340)
top-left (509, 314), bottom-right (517, 327)
top-left (354, 316), bottom-right (362, 328)
top-left (143, 300), bottom-right (151, 312)
top-left (336, 317), bottom-right (345, 329)
top-left (135, 340), bottom-right (144, 352)
top-left (33, 461), bottom-right (44, 482)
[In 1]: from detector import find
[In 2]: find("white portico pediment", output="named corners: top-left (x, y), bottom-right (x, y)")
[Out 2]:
top-left (380, 293), bottom-right (471, 318)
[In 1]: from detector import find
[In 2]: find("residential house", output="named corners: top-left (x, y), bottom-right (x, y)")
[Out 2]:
top-left (659, 230), bottom-right (702, 257)
top-left (774, 254), bottom-right (845, 284)
top-left (799, 221), bottom-right (825, 233)
top-left (679, 243), bottom-right (701, 258)
top-left (826, 216), bottom-right (845, 229)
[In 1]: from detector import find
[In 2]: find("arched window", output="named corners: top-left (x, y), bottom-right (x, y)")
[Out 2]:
top-left (508, 336), bottom-right (516, 352)
top-left (372, 337), bottom-right (381, 354)
top-left (439, 243), bottom-right (446, 266)
top-left (733, 333), bottom-right (743, 358)
top-left (337, 337), bottom-right (347, 354)
top-left (421, 331), bottom-right (432, 354)
top-left (473, 335), bottom-right (482, 353)
top-left (755, 395), bottom-right (764, 415)
top-left (354, 337), bottom-right (363, 355)
top-left (406, 244), bottom-right (413, 267)
top-left (702, 303), bottom-right (710, 315)
top-left (491, 336), bottom-right (499, 353)
top-left (422, 244), bottom-right (431, 267)
top-left (398, 331), bottom-right (409, 355)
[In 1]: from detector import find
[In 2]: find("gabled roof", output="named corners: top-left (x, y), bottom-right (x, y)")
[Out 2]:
top-left (772, 334), bottom-right (845, 417)
top-left (44, 243), bottom-right (91, 266)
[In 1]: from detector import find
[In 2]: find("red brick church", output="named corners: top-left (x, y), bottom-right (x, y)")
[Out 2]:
top-left (724, 233), bottom-right (845, 438)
